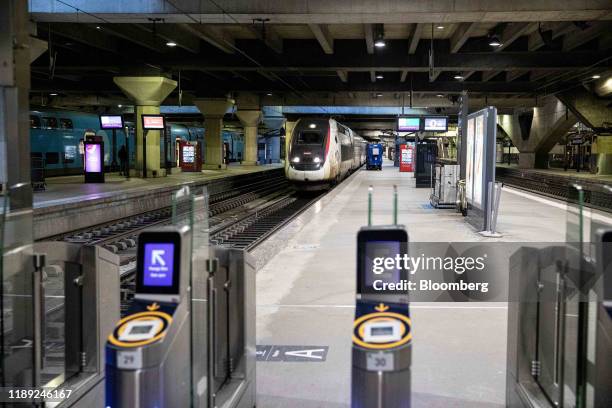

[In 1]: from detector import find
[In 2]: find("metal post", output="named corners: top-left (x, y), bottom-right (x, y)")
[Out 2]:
top-left (393, 185), bottom-right (398, 225)
top-left (368, 186), bottom-right (373, 226)
top-left (490, 182), bottom-right (502, 234)
top-left (112, 128), bottom-right (117, 171)
top-left (143, 130), bottom-right (147, 178)
top-left (124, 125), bottom-right (130, 180)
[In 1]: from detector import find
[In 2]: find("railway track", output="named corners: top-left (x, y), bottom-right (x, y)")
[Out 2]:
top-left (496, 167), bottom-right (612, 212)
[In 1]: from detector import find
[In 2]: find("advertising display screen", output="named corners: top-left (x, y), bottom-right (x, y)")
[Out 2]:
top-left (473, 115), bottom-right (485, 207)
top-left (99, 115), bottom-right (124, 129)
top-left (84, 143), bottom-right (102, 173)
top-left (423, 117), bottom-right (448, 132)
top-left (397, 117), bottom-right (421, 132)
top-left (142, 243), bottom-right (175, 287)
top-left (465, 118), bottom-right (475, 204)
top-left (142, 115), bottom-right (165, 130)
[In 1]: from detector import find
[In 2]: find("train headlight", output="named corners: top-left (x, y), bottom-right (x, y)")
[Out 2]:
top-left (292, 157), bottom-right (300, 163)
top-left (313, 157), bottom-right (321, 163)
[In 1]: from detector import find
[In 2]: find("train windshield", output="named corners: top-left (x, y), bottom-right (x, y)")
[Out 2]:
top-left (295, 131), bottom-right (324, 145)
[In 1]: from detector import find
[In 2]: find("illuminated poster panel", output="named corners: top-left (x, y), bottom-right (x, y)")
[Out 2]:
top-left (473, 115), bottom-right (485, 208)
top-left (465, 118), bottom-right (475, 204)
top-left (85, 143), bottom-right (102, 172)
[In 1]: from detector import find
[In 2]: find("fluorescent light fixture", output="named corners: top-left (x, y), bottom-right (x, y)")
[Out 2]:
top-left (376, 93), bottom-right (383, 97)
top-left (166, 41), bottom-right (177, 47)
top-left (374, 39), bottom-right (386, 48)
top-left (376, 74), bottom-right (384, 79)
top-left (591, 74), bottom-right (601, 79)
top-left (309, 123), bottom-right (316, 129)
top-left (488, 35), bottom-right (502, 47)
top-left (96, 26), bottom-right (101, 30)
top-left (117, 104), bottom-right (123, 108)
top-left (436, 25), bottom-right (444, 30)
top-left (436, 94), bottom-right (444, 98)
top-left (454, 74), bottom-right (464, 80)
top-left (266, 92), bottom-right (273, 96)
top-left (49, 93), bottom-right (58, 96)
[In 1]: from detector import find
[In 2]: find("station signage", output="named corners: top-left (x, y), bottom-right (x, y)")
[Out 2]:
top-left (143, 243), bottom-right (175, 287)
top-left (100, 115), bottom-right (124, 129)
top-left (423, 117), bottom-right (448, 132)
top-left (142, 115), bottom-right (166, 130)
top-left (397, 117), bottom-right (421, 132)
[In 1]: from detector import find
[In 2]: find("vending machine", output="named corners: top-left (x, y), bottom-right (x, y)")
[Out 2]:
top-left (399, 143), bottom-right (414, 172)
top-left (178, 140), bottom-right (202, 172)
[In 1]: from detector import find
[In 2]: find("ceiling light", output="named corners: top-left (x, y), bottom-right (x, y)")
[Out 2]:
top-left (266, 92), bottom-right (273, 96)
top-left (49, 93), bottom-right (58, 96)
top-left (436, 94), bottom-right (444, 97)
top-left (166, 41), bottom-right (177, 47)
top-left (374, 39), bottom-right (386, 48)
top-left (488, 35), bottom-right (502, 47)
top-left (376, 74), bottom-right (384, 79)
top-left (376, 93), bottom-right (383, 97)
top-left (309, 123), bottom-right (316, 129)
top-left (454, 74), bottom-right (464, 80)
top-left (117, 104), bottom-right (123, 108)
top-left (591, 74), bottom-right (601, 79)
top-left (96, 26), bottom-right (101, 30)
top-left (436, 25), bottom-right (445, 30)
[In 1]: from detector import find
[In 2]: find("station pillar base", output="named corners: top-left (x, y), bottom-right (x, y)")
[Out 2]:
top-left (237, 110), bottom-right (262, 166)
top-left (194, 98), bottom-right (234, 170)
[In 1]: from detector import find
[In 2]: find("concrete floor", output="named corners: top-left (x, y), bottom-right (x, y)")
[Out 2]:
top-left (251, 162), bottom-right (611, 407)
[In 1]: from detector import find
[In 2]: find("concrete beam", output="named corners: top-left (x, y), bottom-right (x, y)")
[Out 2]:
top-left (309, 24), bottom-right (334, 54)
top-left (179, 24), bottom-right (235, 54)
top-left (370, 71), bottom-right (376, 83)
top-left (400, 70), bottom-right (408, 82)
top-left (482, 71), bottom-right (499, 82)
top-left (246, 24), bottom-right (283, 53)
top-left (495, 22), bottom-right (538, 52)
top-left (40, 23), bottom-right (119, 54)
top-left (563, 21), bottom-right (612, 51)
top-left (506, 71), bottom-right (526, 82)
top-left (450, 22), bottom-right (477, 53)
top-left (337, 70), bottom-right (348, 83)
top-left (364, 24), bottom-right (374, 54)
top-left (527, 21), bottom-right (574, 51)
top-left (408, 23), bottom-right (421, 54)
top-left (102, 24), bottom-right (167, 52)
top-left (30, 1), bottom-right (612, 23)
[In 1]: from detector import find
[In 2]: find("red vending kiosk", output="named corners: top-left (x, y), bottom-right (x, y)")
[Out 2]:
top-left (178, 141), bottom-right (202, 172)
top-left (399, 143), bottom-right (415, 172)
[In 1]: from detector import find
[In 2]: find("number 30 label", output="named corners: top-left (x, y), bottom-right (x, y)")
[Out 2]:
top-left (366, 351), bottom-right (394, 372)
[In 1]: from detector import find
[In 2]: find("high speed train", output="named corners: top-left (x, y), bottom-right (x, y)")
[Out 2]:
top-left (286, 118), bottom-right (366, 190)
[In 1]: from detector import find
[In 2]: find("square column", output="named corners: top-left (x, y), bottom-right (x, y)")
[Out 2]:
top-left (236, 110), bottom-right (262, 166)
top-left (114, 76), bottom-right (177, 177)
top-left (194, 98), bottom-right (235, 170)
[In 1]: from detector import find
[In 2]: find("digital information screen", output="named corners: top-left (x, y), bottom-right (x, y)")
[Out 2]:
top-left (84, 143), bottom-right (102, 173)
top-left (142, 115), bottom-right (165, 130)
top-left (364, 240), bottom-right (401, 289)
top-left (423, 117), bottom-right (448, 132)
top-left (100, 115), bottom-right (124, 129)
top-left (142, 243), bottom-right (175, 287)
top-left (397, 117), bottom-right (421, 132)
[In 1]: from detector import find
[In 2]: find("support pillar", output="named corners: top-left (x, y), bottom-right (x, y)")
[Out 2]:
top-left (236, 110), bottom-right (262, 165)
top-left (194, 98), bottom-right (234, 170)
top-left (113, 76), bottom-right (176, 177)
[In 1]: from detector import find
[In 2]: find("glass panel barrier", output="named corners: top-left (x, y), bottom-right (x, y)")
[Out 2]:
top-left (1, 183), bottom-right (35, 391)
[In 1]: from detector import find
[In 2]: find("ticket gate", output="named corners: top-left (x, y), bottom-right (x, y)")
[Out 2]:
top-left (106, 227), bottom-right (192, 407)
top-left (352, 225), bottom-right (411, 408)
top-left (105, 226), bottom-right (256, 408)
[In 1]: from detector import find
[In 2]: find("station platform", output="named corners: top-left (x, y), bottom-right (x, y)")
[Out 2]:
top-left (251, 161), bottom-right (611, 407)
top-left (32, 164), bottom-right (283, 240)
